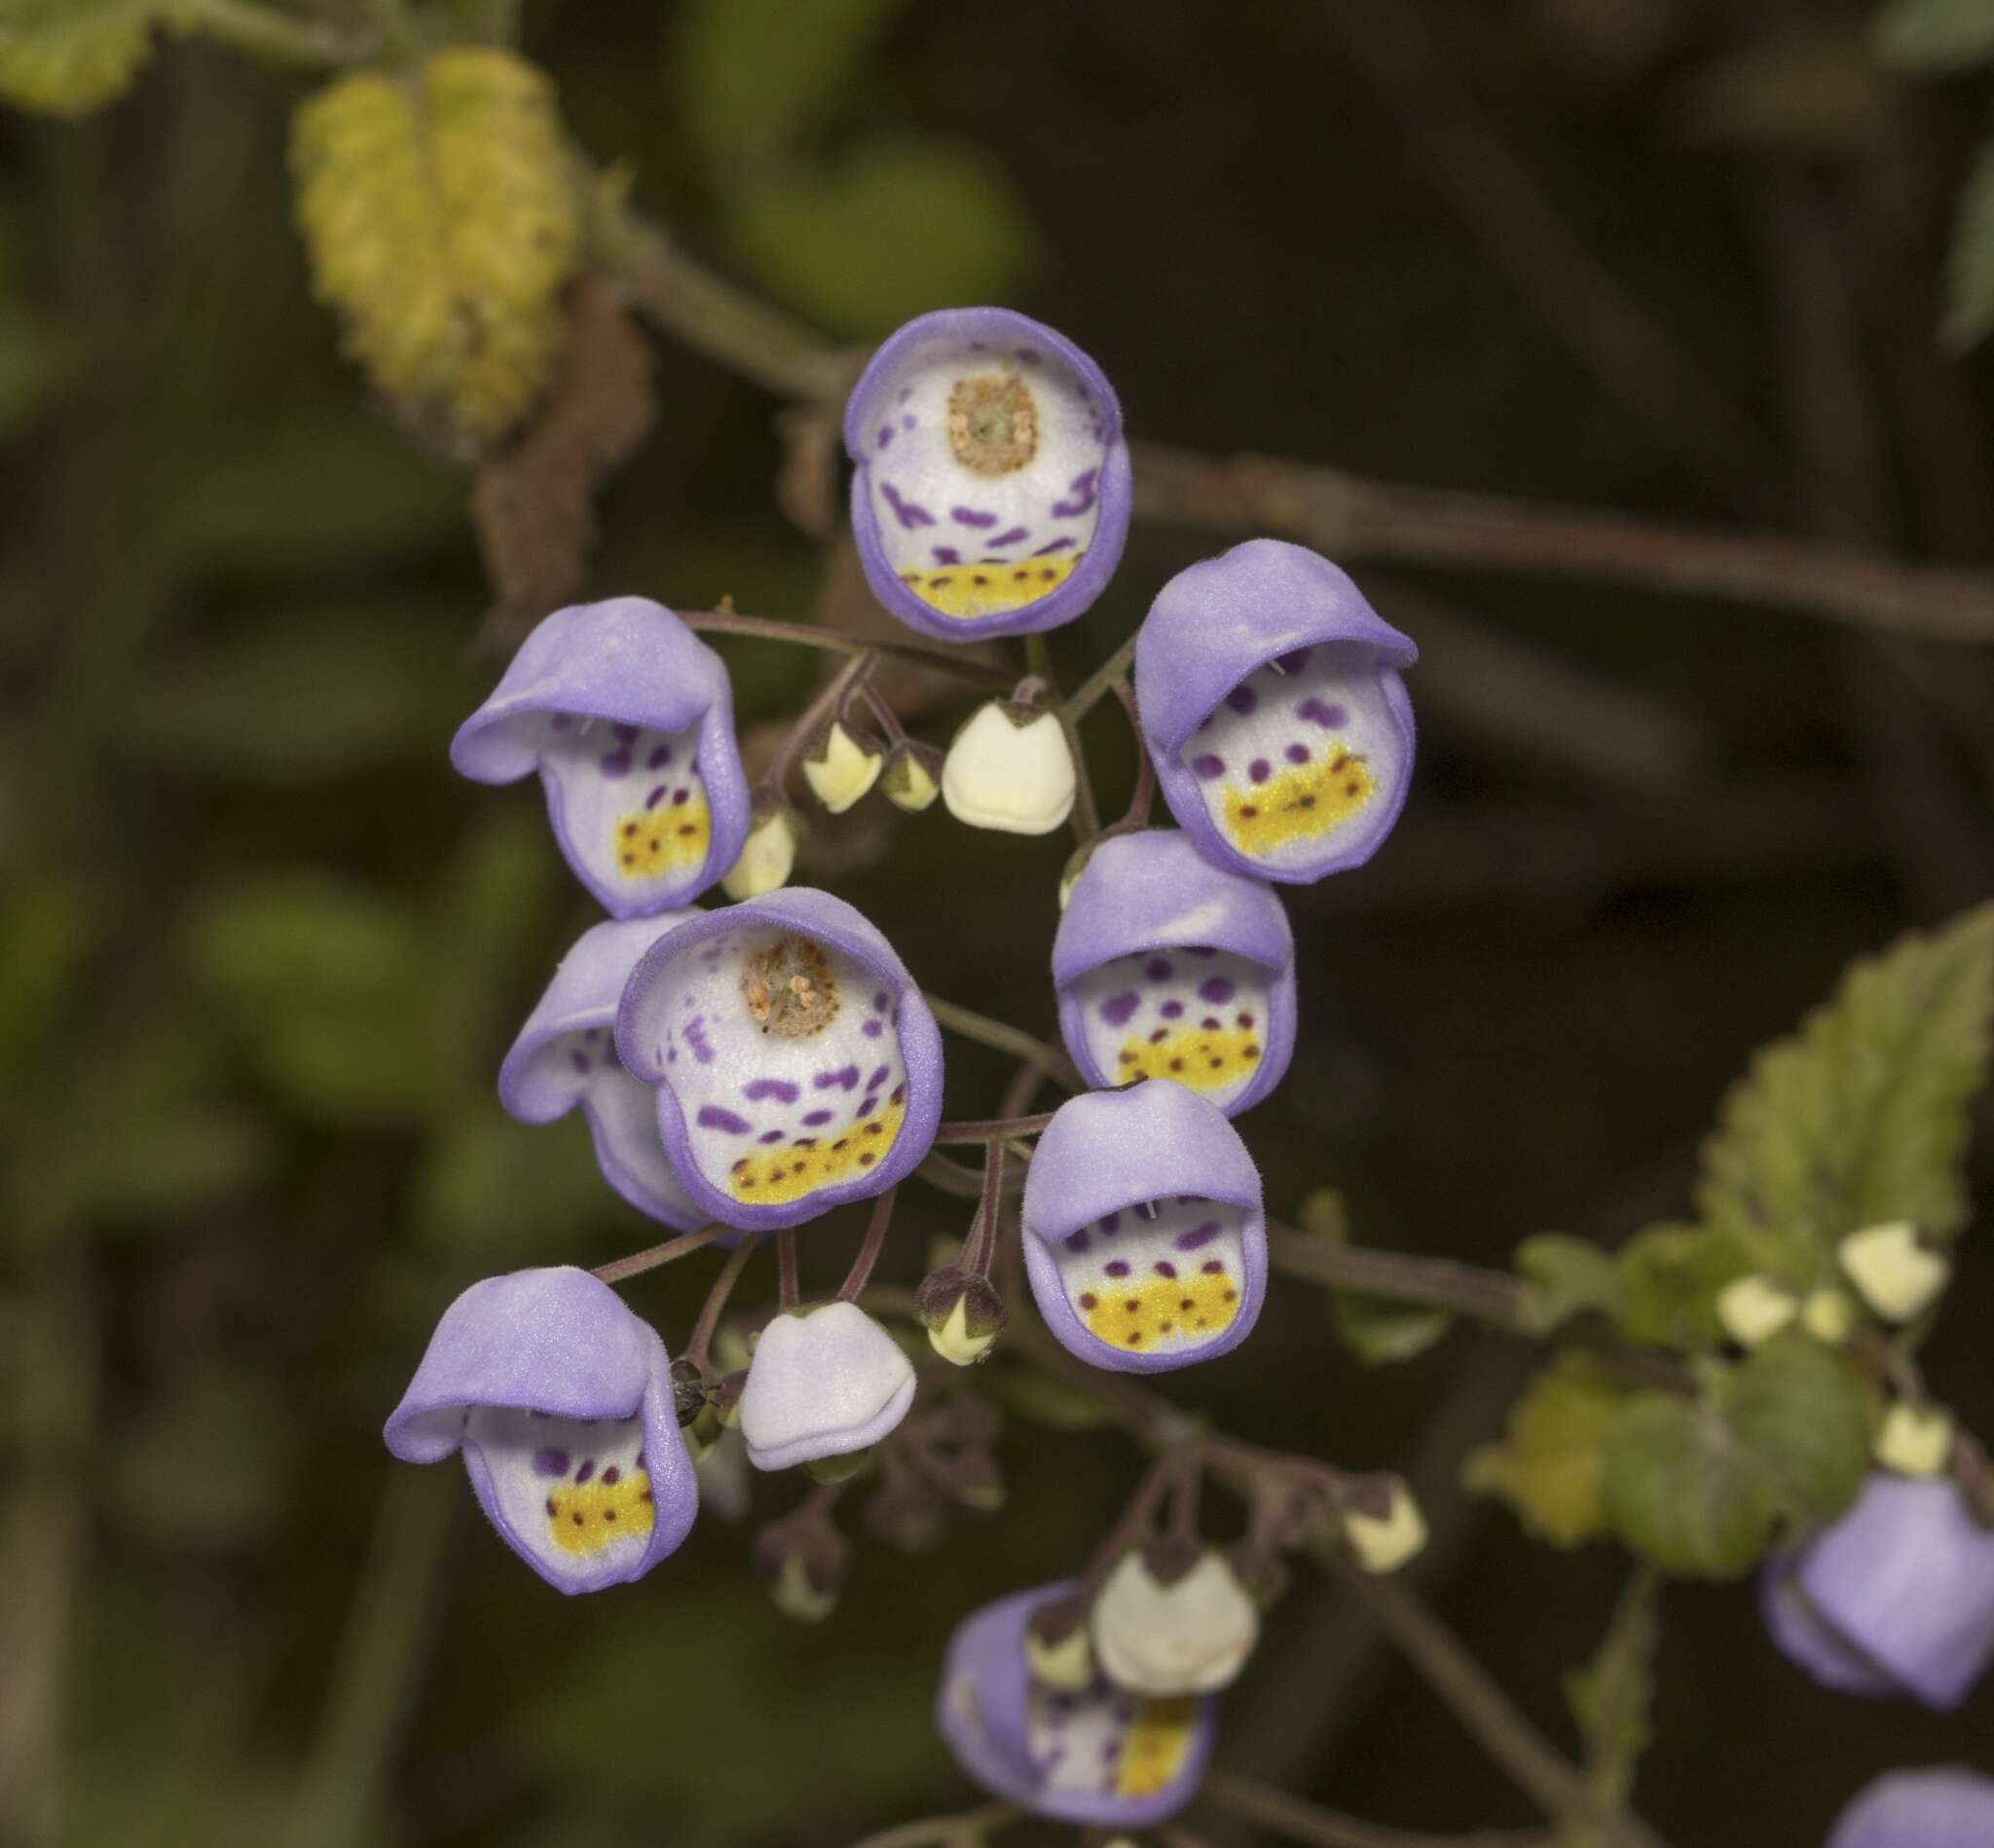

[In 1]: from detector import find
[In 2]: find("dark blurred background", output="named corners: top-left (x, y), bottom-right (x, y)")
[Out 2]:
top-left (4, 1), bottom-right (1994, 1844)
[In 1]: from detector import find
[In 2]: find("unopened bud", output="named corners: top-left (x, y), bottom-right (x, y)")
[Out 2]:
top-left (1345, 1477), bottom-right (1427, 1574)
top-left (801, 721), bottom-right (884, 814)
top-left (754, 1516), bottom-right (847, 1623)
top-left (1093, 1546), bottom-right (1259, 1695)
top-left (942, 701), bottom-right (1076, 835)
top-left (721, 800), bottom-right (803, 900)
top-left (915, 1265), bottom-right (1007, 1366)
top-left (1025, 1594), bottom-right (1095, 1691)
top-left (1716, 1274), bottom-right (1797, 1349)
top-left (1876, 1401), bottom-right (1956, 1478)
top-left (866, 1482), bottom-right (948, 1553)
top-left (1800, 1286), bottom-right (1855, 1345)
top-left (881, 739), bottom-right (943, 813)
top-left (942, 1449), bottom-right (1006, 1513)
top-left (1839, 1221), bottom-right (1951, 1323)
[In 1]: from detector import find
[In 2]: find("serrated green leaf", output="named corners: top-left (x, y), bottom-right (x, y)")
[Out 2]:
top-left (1466, 1354), bottom-right (1630, 1548)
top-left (1613, 1221), bottom-right (1750, 1351)
top-left (1516, 1232), bottom-right (1626, 1335)
top-left (1602, 1394), bottom-right (1776, 1578)
top-left (1696, 906), bottom-right (1994, 1275)
top-left (1719, 1333), bottom-right (1872, 1526)
top-left (1874, 0), bottom-right (1994, 70)
top-left (1566, 1568), bottom-right (1659, 1812)
top-left (1943, 136), bottom-right (1994, 353)
top-left (726, 136), bottom-right (1037, 337)
top-left (1333, 1289), bottom-right (1453, 1364)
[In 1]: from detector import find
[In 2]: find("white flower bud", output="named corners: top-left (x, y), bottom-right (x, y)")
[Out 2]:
top-left (881, 740), bottom-right (943, 812)
top-left (942, 702), bottom-right (1076, 835)
top-left (1024, 1618), bottom-right (1095, 1691)
top-left (801, 721), bottom-right (883, 815)
top-left (1800, 1286), bottom-right (1855, 1346)
top-left (1875, 1402), bottom-right (1955, 1478)
top-left (721, 804), bottom-right (801, 900)
top-left (1346, 1478), bottom-right (1427, 1573)
top-left (1091, 1547), bottom-right (1259, 1695)
top-left (770, 1550), bottom-right (838, 1623)
top-left (1716, 1274), bottom-right (1797, 1349)
top-left (1839, 1221), bottom-right (1950, 1323)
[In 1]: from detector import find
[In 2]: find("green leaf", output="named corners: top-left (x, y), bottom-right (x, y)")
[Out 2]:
top-left (1696, 905), bottom-right (1994, 1275)
top-left (1719, 1333), bottom-right (1872, 1526)
top-left (1602, 1393), bottom-right (1776, 1579)
top-left (1332, 1289), bottom-right (1453, 1364)
top-left (1465, 1354), bottom-right (1630, 1548)
top-left (725, 136), bottom-right (1037, 337)
top-left (1612, 1222), bottom-right (1750, 1351)
top-left (0, 0), bottom-right (185, 117)
top-left (1874, 0), bottom-right (1994, 70)
top-left (1566, 1568), bottom-right (1660, 1812)
top-left (1943, 136), bottom-right (1994, 354)
top-left (1516, 1232), bottom-right (1626, 1335)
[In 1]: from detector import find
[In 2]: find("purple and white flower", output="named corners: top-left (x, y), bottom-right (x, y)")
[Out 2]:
top-left (844, 307), bottom-right (1131, 643)
top-left (384, 1266), bottom-right (698, 1594)
top-left (1020, 1083), bottom-right (1266, 1374)
top-left (1827, 1769), bottom-right (1994, 1848)
top-left (1052, 830), bottom-right (1296, 1117)
top-left (738, 1301), bottom-right (917, 1471)
top-left (615, 888), bottom-right (943, 1231)
top-left (1760, 1473), bottom-right (1994, 1710)
top-left (1135, 540), bottom-right (1417, 884)
top-left (499, 915), bottom-right (706, 1230)
top-left (938, 1581), bottom-right (1218, 1830)
top-left (452, 598), bottom-right (751, 917)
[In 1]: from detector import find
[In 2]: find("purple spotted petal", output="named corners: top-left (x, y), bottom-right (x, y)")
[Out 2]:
top-left (1828, 1769), bottom-right (1994, 1848)
top-left (844, 308), bottom-right (1130, 643)
top-left (1762, 1474), bottom-right (1994, 1710)
top-left (1053, 831), bottom-right (1296, 1117)
top-left (1020, 1084), bottom-right (1265, 1374)
top-left (938, 1579), bottom-right (1217, 1830)
top-left (499, 914), bottom-right (708, 1231)
top-left (1135, 540), bottom-right (1417, 885)
top-left (451, 599), bottom-right (751, 918)
top-left (384, 1267), bottom-right (697, 1594)
top-left (615, 888), bottom-right (943, 1231)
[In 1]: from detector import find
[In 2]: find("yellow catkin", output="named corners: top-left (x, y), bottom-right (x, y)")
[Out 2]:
top-left (1116, 1698), bottom-right (1196, 1798)
top-left (725, 1098), bottom-right (905, 1206)
top-left (1081, 1271), bottom-right (1240, 1352)
top-left (1114, 1025), bottom-right (1262, 1092)
top-left (1222, 749), bottom-right (1377, 857)
top-left (289, 49), bottom-right (577, 451)
top-left (612, 789), bottom-right (711, 880)
top-left (898, 551), bottom-right (1082, 619)
top-left (545, 1470), bottom-right (654, 1557)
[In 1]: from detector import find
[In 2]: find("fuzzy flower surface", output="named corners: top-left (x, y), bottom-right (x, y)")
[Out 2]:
top-left (738, 1300), bottom-right (917, 1471)
top-left (937, 1580), bottom-right (1218, 1829)
top-left (942, 701), bottom-right (1077, 834)
top-left (1092, 1548), bottom-right (1260, 1695)
top-left (451, 598), bottom-right (750, 916)
top-left (1135, 540), bottom-right (1416, 884)
top-left (1827, 1768), bottom-right (1994, 1848)
top-left (844, 307), bottom-right (1131, 642)
top-left (498, 914), bottom-right (706, 1230)
top-left (1021, 1082), bottom-right (1266, 1374)
top-left (1759, 1473), bottom-right (1994, 1710)
top-left (1052, 830), bottom-right (1295, 1116)
top-left (615, 888), bottom-right (943, 1230)
top-left (384, 1266), bottom-right (697, 1593)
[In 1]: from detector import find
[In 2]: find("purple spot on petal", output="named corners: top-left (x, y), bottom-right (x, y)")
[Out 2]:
top-left (951, 506), bottom-right (998, 529)
top-left (647, 744), bottom-right (672, 768)
top-left (859, 1095), bottom-right (879, 1116)
top-left (1144, 957), bottom-right (1174, 982)
top-left (570, 1051), bottom-right (591, 1075)
top-left (1249, 758), bottom-right (1271, 784)
top-left (1285, 743), bottom-right (1311, 764)
top-left (1065, 1230), bottom-right (1090, 1254)
top-left (697, 1105), bottom-right (752, 1134)
top-left (1192, 754), bottom-right (1225, 780)
top-left (803, 1109), bottom-right (833, 1127)
top-left (1277, 647), bottom-right (1311, 673)
top-left (645, 785), bottom-right (667, 810)
top-left (532, 1448), bottom-right (570, 1477)
top-left (1198, 977), bottom-right (1236, 1004)
top-left (573, 1459), bottom-right (595, 1484)
top-left (1298, 697), bottom-right (1346, 728)
top-left (757, 1129), bottom-right (785, 1144)
top-left (1104, 1260), bottom-right (1130, 1278)
top-left (990, 526), bottom-right (1028, 547)
top-left (1099, 992), bottom-right (1141, 1028)
top-left (1175, 1222), bottom-right (1221, 1251)
top-left (1161, 1000), bottom-right (1184, 1019)
top-left (1033, 536), bottom-right (1077, 555)
top-left (1101, 1211), bottom-right (1121, 1234)
top-left (549, 713), bottom-right (572, 731)
top-left (744, 1079), bottom-right (800, 1104)
top-left (611, 723), bottom-right (639, 745)
top-left (1155, 1261), bottom-right (1177, 1278)
top-left (1050, 468), bottom-right (1098, 518)
top-left (932, 545), bottom-right (961, 566)
top-left (880, 482), bottom-right (935, 530)
top-left (863, 1017), bottom-right (883, 1038)
top-left (877, 425), bottom-right (893, 449)
top-left (600, 751), bottom-right (632, 777)
top-left (1225, 684), bottom-right (1259, 716)
top-left (602, 1466), bottom-right (620, 1486)
top-left (868, 1065), bottom-right (891, 1090)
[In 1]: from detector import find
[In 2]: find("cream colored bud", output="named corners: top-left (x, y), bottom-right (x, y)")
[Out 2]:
top-left (881, 741), bottom-right (942, 812)
top-left (721, 806), bottom-right (801, 900)
top-left (1839, 1221), bottom-right (1950, 1323)
top-left (770, 1551), bottom-right (837, 1623)
top-left (929, 1293), bottom-right (999, 1366)
top-left (1716, 1275), bottom-right (1797, 1349)
top-left (942, 702), bottom-right (1076, 835)
top-left (1092, 1548), bottom-right (1259, 1695)
top-left (1800, 1287), bottom-right (1855, 1346)
top-left (1024, 1619), bottom-right (1095, 1692)
top-left (801, 721), bottom-right (883, 814)
top-left (1346, 1479), bottom-right (1427, 1574)
top-left (1875, 1402), bottom-right (1955, 1478)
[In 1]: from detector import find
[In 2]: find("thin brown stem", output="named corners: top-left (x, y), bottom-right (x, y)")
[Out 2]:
top-left (1101, 680), bottom-right (1156, 837)
top-left (847, 1804), bottom-right (1017, 1848)
top-left (1201, 1773), bottom-right (1544, 1848)
top-left (765, 649), bottom-right (875, 793)
top-left (964, 1146), bottom-right (1007, 1276)
top-left (591, 1221), bottom-right (733, 1286)
top-left (1025, 634), bottom-right (1101, 842)
top-left (776, 1227), bottom-right (800, 1312)
top-left (856, 681), bottom-right (906, 747)
top-left (685, 1236), bottom-right (762, 1372)
top-left (680, 608), bottom-right (1015, 690)
top-left (1062, 631), bottom-right (1140, 721)
top-left (1265, 1223), bottom-right (1526, 1328)
top-left (194, 0), bottom-right (376, 61)
top-left (923, 994), bottom-right (1084, 1090)
top-left (933, 1112), bottom-right (1058, 1146)
top-left (838, 1189), bottom-right (898, 1303)
top-left (1077, 1451), bottom-right (1186, 1598)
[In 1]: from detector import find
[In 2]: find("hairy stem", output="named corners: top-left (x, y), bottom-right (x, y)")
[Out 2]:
top-left (682, 608), bottom-right (1014, 691)
top-left (776, 1227), bottom-right (800, 1311)
top-left (923, 995), bottom-right (1084, 1090)
top-left (764, 649), bottom-right (875, 793)
top-left (933, 1112), bottom-right (1057, 1146)
top-left (1062, 631), bottom-right (1141, 722)
top-left (685, 1236), bottom-right (762, 1372)
top-left (1265, 1224), bottom-right (1526, 1328)
top-left (838, 1189), bottom-right (898, 1303)
top-left (591, 1221), bottom-right (732, 1286)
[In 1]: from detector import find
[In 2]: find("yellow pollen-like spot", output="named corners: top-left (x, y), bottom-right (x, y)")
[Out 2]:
top-left (898, 551), bottom-right (1084, 620)
top-left (1221, 749), bottom-right (1376, 856)
top-left (1115, 1697), bottom-right (1196, 1798)
top-left (1115, 1025), bottom-right (1262, 1092)
top-left (545, 1471), bottom-right (654, 1557)
top-left (613, 787), bottom-right (711, 879)
top-left (1081, 1271), bottom-right (1239, 1350)
top-left (725, 1098), bottom-right (905, 1206)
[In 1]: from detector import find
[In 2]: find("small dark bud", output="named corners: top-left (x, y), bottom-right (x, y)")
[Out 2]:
top-left (1138, 1536), bottom-right (1203, 1589)
top-left (914, 1265), bottom-right (1008, 1366)
top-left (865, 1483), bottom-right (949, 1553)
top-left (670, 1357), bottom-right (709, 1427)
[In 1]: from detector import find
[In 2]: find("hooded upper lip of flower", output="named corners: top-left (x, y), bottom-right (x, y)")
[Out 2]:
top-left (450, 597), bottom-right (752, 918)
top-left (843, 307), bottom-right (1132, 644)
top-left (1135, 539), bottom-right (1417, 885)
top-left (1052, 830), bottom-right (1297, 1117)
top-left (613, 887), bottom-right (944, 1231)
top-left (738, 1300), bottom-right (917, 1471)
top-left (1020, 1082), bottom-right (1267, 1376)
top-left (384, 1266), bottom-right (698, 1595)
top-left (1828, 1768), bottom-right (1994, 1848)
top-left (498, 913), bottom-right (708, 1231)
top-left (936, 1580), bottom-right (1217, 1830)
top-left (1760, 1472), bottom-right (1994, 1710)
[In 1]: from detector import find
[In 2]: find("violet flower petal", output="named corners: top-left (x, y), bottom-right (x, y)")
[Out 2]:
top-left (1828, 1769), bottom-right (1994, 1848)
top-left (738, 1302), bottom-right (916, 1472)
